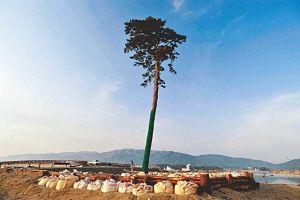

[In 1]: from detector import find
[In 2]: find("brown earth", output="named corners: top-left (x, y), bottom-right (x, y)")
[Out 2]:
top-left (0, 169), bottom-right (299, 200)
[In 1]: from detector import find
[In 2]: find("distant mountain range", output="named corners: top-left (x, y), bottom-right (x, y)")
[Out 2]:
top-left (1, 149), bottom-right (299, 169)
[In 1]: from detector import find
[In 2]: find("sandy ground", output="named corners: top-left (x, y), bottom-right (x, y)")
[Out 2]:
top-left (271, 170), bottom-right (300, 176)
top-left (0, 169), bottom-right (299, 200)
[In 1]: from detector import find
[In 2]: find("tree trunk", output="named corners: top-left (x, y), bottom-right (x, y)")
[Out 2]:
top-left (142, 61), bottom-right (160, 173)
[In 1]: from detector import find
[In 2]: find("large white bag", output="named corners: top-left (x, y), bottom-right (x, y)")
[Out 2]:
top-left (73, 178), bottom-right (90, 189)
top-left (46, 176), bottom-right (58, 188)
top-left (38, 176), bottom-right (49, 186)
top-left (174, 181), bottom-right (198, 195)
top-left (132, 183), bottom-right (153, 196)
top-left (154, 181), bottom-right (173, 194)
top-left (118, 182), bottom-right (133, 193)
top-left (101, 179), bottom-right (118, 193)
top-left (87, 180), bottom-right (103, 191)
top-left (56, 175), bottom-right (78, 190)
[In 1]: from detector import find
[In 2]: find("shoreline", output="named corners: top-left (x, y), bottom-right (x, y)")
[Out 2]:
top-left (271, 170), bottom-right (300, 176)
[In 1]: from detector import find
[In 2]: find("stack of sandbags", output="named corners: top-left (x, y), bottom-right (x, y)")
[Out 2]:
top-left (101, 179), bottom-right (118, 193)
top-left (56, 175), bottom-right (78, 190)
top-left (38, 176), bottom-right (49, 186)
top-left (175, 181), bottom-right (198, 195)
top-left (46, 176), bottom-right (58, 188)
top-left (73, 178), bottom-right (90, 189)
top-left (132, 183), bottom-right (153, 196)
top-left (118, 182), bottom-right (134, 193)
top-left (87, 180), bottom-right (103, 191)
top-left (154, 181), bottom-right (173, 194)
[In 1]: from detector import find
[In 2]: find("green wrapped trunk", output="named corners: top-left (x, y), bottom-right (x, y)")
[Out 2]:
top-left (142, 61), bottom-right (160, 173)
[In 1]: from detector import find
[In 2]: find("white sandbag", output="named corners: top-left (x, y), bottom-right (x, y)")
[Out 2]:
top-left (101, 179), bottom-right (118, 193)
top-left (154, 181), bottom-right (173, 194)
top-left (231, 172), bottom-right (240, 177)
top-left (118, 182), bottom-right (133, 193)
top-left (77, 180), bottom-right (89, 189)
top-left (73, 181), bottom-right (80, 189)
top-left (209, 172), bottom-right (226, 178)
top-left (137, 171), bottom-right (145, 176)
top-left (56, 175), bottom-right (78, 190)
top-left (183, 172), bottom-right (196, 178)
top-left (38, 176), bottom-right (49, 186)
top-left (73, 178), bottom-right (90, 189)
top-left (46, 176), bottom-right (58, 188)
top-left (87, 180), bottom-right (103, 191)
top-left (60, 169), bottom-right (72, 176)
top-left (149, 172), bottom-right (161, 176)
top-left (121, 173), bottom-right (131, 177)
top-left (167, 173), bottom-right (183, 178)
top-left (167, 173), bottom-right (184, 181)
top-left (132, 183), bottom-right (153, 196)
top-left (175, 181), bottom-right (198, 195)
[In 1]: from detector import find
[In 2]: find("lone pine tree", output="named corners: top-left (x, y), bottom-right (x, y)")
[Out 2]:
top-left (124, 16), bottom-right (186, 173)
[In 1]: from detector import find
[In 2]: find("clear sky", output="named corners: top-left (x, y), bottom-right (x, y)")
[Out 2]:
top-left (0, 0), bottom-right (299, 163)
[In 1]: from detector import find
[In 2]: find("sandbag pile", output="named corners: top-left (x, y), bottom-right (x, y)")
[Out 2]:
top-left (37, 175), bottom-right (203, 196)
top-left (36, 169), bottom-right (257, 195)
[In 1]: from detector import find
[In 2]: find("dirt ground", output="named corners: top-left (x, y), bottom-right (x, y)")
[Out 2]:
top-left (0, 169), bottom-right (299, 200)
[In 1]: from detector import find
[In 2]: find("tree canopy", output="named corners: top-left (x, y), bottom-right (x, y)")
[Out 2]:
top-left (124, 16), bottom-right (186, 88)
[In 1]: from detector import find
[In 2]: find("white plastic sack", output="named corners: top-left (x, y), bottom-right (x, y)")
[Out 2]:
top-left (174, 181), bottom-right (198, 195)
top-left (60, 169), bottom-right (71, 175)
top-left (154, 181), bottom-right (173, 194)
top-left (73, 178), bottom-right (90, 189)
top-left (56, 175), bottom-right (78, 190)
top-left (209, 172), bottom-right (226, 178)
top-left (46, 176), bottom-right (58, 188)
top-left (132, 183), bottom-right (153, 196)
top-left (137, 171), bottom-right (145, 176)
top-left (101, 179), bottom-right (118, 193)
top-left (38, 176), bottom-right (49, 186)
top-left (87, 180), bottom-right (103, 191)
top-left (120, 173), bottom-right (131, 177)
top-left (118, 182), bottom-right (133, 193)
top-left (167, 173), bottom-right (183, 178)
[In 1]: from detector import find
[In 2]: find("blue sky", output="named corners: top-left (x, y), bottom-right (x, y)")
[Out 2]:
top-left (0, 0), bottom-right (299, 163)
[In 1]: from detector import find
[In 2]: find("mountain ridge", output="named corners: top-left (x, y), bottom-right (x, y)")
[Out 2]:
top-left (1, 149), bottom-right (299, 169)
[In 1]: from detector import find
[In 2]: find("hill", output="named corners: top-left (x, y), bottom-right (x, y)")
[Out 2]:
top-left (276, 159), bottom-right (300, 169)
top-left (1, 149), bottom-right (299, 169)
